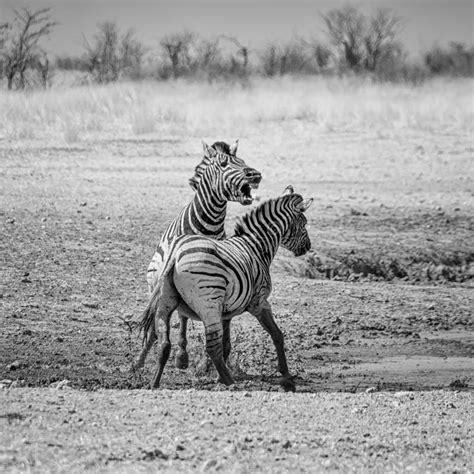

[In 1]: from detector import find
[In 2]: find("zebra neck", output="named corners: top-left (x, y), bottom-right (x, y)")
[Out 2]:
top-left (241, 227), bottom-right (282, 267)
top-left (185, 187), bottom-right (227, 236)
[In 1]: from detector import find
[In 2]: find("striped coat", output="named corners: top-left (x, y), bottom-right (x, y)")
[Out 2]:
top-left (134, 140), bottom-right (261, 370)
top-left (140, 188), bottom-right (312, 391)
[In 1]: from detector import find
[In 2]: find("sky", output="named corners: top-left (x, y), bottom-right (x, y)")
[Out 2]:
top-left (1, 0), bottom-right (473, 57)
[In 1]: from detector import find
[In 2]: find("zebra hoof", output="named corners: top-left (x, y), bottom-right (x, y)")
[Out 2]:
top-left (280, 376), bottom-right (296, 392)
top-left (217, 375), bottom-right (234, 386)
top-left (175, 350), bottom-right (189, 370)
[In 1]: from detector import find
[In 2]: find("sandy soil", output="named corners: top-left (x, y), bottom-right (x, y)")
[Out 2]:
top-left (1, 388), bottom-right (472, 472)
top-left (1, 119), bottom-right (473, 471)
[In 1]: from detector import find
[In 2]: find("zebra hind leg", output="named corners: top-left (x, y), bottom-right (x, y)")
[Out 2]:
top-left (150, 314), bottom-right (172, 389)
top-left (175, 314), bottom-right (189, 369)
top-left (204, 320), bottom-right (234, 386)
top-left (149, 280), bottom-right (180, 389)
top-left (222, 319), bottom-right (232, 363)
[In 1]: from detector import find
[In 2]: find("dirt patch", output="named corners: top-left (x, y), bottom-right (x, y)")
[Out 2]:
top-left (1, 388), bottom-right (472, 472)
top-left (1, 131), bottom-right (473, 395)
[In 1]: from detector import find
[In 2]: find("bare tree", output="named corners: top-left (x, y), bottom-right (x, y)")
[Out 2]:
top-left (193, 37), bottom-right (220, 72)
top-left (312, 43), bottom-right (332, 70)
top-left (0, 22), bottom-right (8, 47)
top-left (260, 44), bottom-right (278, 76)
top-left (321, 5), bottom-right (402, 72)
top-left (160, 31), bottom-right (195, 78)
top-left (260, 41), bottom-right (304, 76)
top-left (84, 22), bottom-right (145, 83)
top-left (425, 42), bottom-right (474, 77)
top-left (219, 35), bottom-right (249, 73)
top-left (322, 5), bottom-right (365, 70)
top-left (34, 52), bottom-right (52, 88)
top-left (0, 23), bottom-right (9, 78)
top-left (364, 9), bottom-right (402, 70)
top-left (119, 28), bottom-right (146, 79)
top-left (260, 38), bottom-right (331, 77)
top-left (1, 8), bottom-right (57, 89)
top-left (84, 22), bottom-right (119, 82)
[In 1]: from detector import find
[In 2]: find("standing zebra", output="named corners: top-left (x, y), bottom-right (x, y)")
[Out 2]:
top-left (139, 187), bottom-right (312, 391)
top-left (134, 140), bottom-right (262, 370)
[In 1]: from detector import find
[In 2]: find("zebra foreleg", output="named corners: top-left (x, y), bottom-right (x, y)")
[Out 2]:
top-left (252, 304), bottom-right (295, 392)
top-left (175, 314), bottom-right (189, 369)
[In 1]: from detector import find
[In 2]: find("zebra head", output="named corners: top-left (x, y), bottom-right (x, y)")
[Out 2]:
top-left (281, 187), bottom-right (313, 257)
top-left (189, 140), bottom-right (262, 205)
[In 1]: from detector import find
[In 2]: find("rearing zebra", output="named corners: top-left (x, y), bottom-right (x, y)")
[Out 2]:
top-left (139, 187), bottom-right (312, 391)
top-left (134, 140), bottom-right (262, 370)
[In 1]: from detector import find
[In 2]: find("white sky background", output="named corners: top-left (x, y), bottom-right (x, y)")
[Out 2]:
top-left (1, 0), bottom-right (473, 57)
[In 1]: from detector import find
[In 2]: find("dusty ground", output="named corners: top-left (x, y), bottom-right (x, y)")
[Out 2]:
top-left (1, 126), bottom-right (472, 391)
top-left (1, 100), bottom-right (473, 471)
top-left (1, 388), bottom-right (472, 472)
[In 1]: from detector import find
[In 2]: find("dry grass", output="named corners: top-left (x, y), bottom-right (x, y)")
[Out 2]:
top-left (0, 77), bottom-right (472, 143)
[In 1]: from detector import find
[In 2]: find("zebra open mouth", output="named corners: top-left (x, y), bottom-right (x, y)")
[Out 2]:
top-left (240, 182), bottom-right (259, 205)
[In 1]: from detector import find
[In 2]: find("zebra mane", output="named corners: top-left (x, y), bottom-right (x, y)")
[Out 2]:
top-left (234, 194), bottom-right (303, 237)
top-left (189, 141), bottom-right (233, 191)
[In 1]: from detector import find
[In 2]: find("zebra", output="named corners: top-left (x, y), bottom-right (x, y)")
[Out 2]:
top-left (134, 140), bottom-right (262, 370)
top-left (139, 186), bottom-right (312, 391)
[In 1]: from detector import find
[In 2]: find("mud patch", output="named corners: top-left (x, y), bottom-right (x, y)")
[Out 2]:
top-left (334, 356), bottom-right (473, 391)
top-left (303, 249), bottom-right (473, 283)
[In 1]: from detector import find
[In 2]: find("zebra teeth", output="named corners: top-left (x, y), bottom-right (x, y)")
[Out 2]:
top-left (250, 182), bottom-right (259, 189)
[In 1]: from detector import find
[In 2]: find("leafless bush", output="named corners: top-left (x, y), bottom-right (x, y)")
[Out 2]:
top-left (373, 46), bottom-right (427, 84)
top-left (218, 36), bottom-right (250, 76)
top-left (322, 5), bottom-right (366, 70)
top-left (364, 8), bottom-right (403, 71)
top-left (260, 41), bottom-right (308, 76)
top-left (260, 37), bottom-right (332, 76)
top-left (191, 37), bottom-right (220, 75)
top-left (158, 31), bottom-right (196, 79)
top-left (2, 5), bottom-right (473, 89)
top-left (56, 55), bottom-right (88, 72)
top-left (0, 23), bottom-right (9, 78)
top-left (424, 42), bottom-right (474, 77)
top-left (0, 7), bottom-right (57, 89)
top-left (83, 22), bottom-right (145, 83)
top-left (322, 5), bottom-right (402, 73)
top-left (156, 32), bottom-right (252, 81)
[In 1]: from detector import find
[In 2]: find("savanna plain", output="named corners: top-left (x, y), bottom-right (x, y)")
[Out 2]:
top-left (1, 77), bottom-right (473, 472)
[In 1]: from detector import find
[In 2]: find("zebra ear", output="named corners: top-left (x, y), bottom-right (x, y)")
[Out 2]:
top-left (229, 139), bottom-right (239, 156)
top-left (282, 185), bottom-right (294, 196)
top-left (202, 141), bottom-right (217, 158)
top-left (297, 198), bottom-right (313, 212)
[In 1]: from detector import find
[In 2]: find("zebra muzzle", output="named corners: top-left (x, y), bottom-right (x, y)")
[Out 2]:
top-left (239, 175), bottom-right (261, 204)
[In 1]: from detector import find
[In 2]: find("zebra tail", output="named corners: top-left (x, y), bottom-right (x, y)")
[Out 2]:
top-left (138, 289), bottom-right (160, 345)
top-left (138, 248), bottom-right (177, 345)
